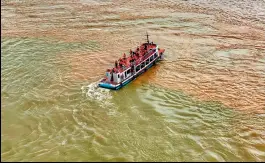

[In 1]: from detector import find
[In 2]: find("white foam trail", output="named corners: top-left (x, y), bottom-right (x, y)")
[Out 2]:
top-left (81, 81), bottom-right (117, 112)
top-left (81, 82), bottom-right (112, 101)
top-left (81, 82), bottom-right (117, 115)
top-left (81, 82), bottom-right (117, 116)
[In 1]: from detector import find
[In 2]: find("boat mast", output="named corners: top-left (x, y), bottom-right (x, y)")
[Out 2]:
top-left (146, 32), bottom-right (150, 44)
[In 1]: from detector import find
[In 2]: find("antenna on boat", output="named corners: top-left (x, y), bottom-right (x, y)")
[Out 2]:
top-left (146, 31), bottom-right (150, 44)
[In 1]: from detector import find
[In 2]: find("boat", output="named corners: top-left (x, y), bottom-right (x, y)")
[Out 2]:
top-left (98, 33), bottom-right (165, 90)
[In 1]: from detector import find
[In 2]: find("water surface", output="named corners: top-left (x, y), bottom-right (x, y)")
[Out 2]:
top-left (1, 0), bottom-right (265, 161)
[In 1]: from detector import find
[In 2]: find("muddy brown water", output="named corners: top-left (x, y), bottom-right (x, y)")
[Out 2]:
top-left (1, 0), bottom-right (265, 161)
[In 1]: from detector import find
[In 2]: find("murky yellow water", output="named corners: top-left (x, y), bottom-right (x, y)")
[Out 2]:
top-left (1, 0), bottom-right (265, 161)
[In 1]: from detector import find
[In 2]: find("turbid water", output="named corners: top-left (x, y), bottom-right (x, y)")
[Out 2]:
top-left (1, 0), bottom-right (265, 161)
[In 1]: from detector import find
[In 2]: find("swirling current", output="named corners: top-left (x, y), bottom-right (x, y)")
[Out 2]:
top-left (1, 0), bottom-right (265, 161)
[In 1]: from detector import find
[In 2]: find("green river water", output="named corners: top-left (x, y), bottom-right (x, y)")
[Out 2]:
top-left (1, 0), bottom-right (265, 161)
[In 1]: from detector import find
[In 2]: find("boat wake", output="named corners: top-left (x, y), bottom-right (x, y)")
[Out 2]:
top-left (81, 81), bottom-right (112, 101)
top-left (81, 82), bottom-right (118, 115)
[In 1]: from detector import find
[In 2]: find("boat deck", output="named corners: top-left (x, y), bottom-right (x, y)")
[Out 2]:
top-left (100, 42), bottom-right (165, 85)
top-left (100, 78), bottom-right (119, 85)
top-left (108, 43), bottom-right (157, 73)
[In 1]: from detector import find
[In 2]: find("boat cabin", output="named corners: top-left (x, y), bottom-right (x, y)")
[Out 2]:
top-left (104, 42), bottom-right (161, 84)
top-left (99, 33), bottom-right (165, 90)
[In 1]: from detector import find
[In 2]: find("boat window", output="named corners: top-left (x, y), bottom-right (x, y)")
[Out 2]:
top-left (141, 62), bottom-right (145, 69)
top-left (118, 74), bottom-right (120, 78)
top-left (136, 65), bottom-right (140, 72)
top-left (146, 58), bottom-right (150, 64)
top-left (150, 55), bottom-right (154, 61)
top-left (125, 72), bottom-right (127, 78)
top-left (154, 52), bottom-right (158, 58)
top-left (126, 69), bottom-right (130, 75)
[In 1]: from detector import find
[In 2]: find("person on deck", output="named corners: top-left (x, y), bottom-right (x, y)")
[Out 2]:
top-left (136, 52), bottom-right (139, 58)
top-left (115, 60), bottom-right (118, 68)
top-left (110, 71), bottom-right (113, 82)
top-left (123, 53), bottom-right (126, 60)
top-left (119, 58), bottom-right (123, 68)
top-left (130, 50), bottom-right (133, 58)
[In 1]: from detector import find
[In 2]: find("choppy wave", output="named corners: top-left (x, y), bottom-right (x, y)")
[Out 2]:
top-left (1, 0), bottom-right (265, 161)
top-left (81, 82), bottom-right (111, 101)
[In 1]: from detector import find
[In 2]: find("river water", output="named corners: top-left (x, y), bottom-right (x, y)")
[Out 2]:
top-left (1, 0), bottom-right (265, 161)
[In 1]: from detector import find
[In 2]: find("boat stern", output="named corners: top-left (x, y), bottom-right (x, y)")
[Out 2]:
top-left (158, 48), bottom-right (165, 60)
top-left (98, 79), bottom-right (121, 90)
